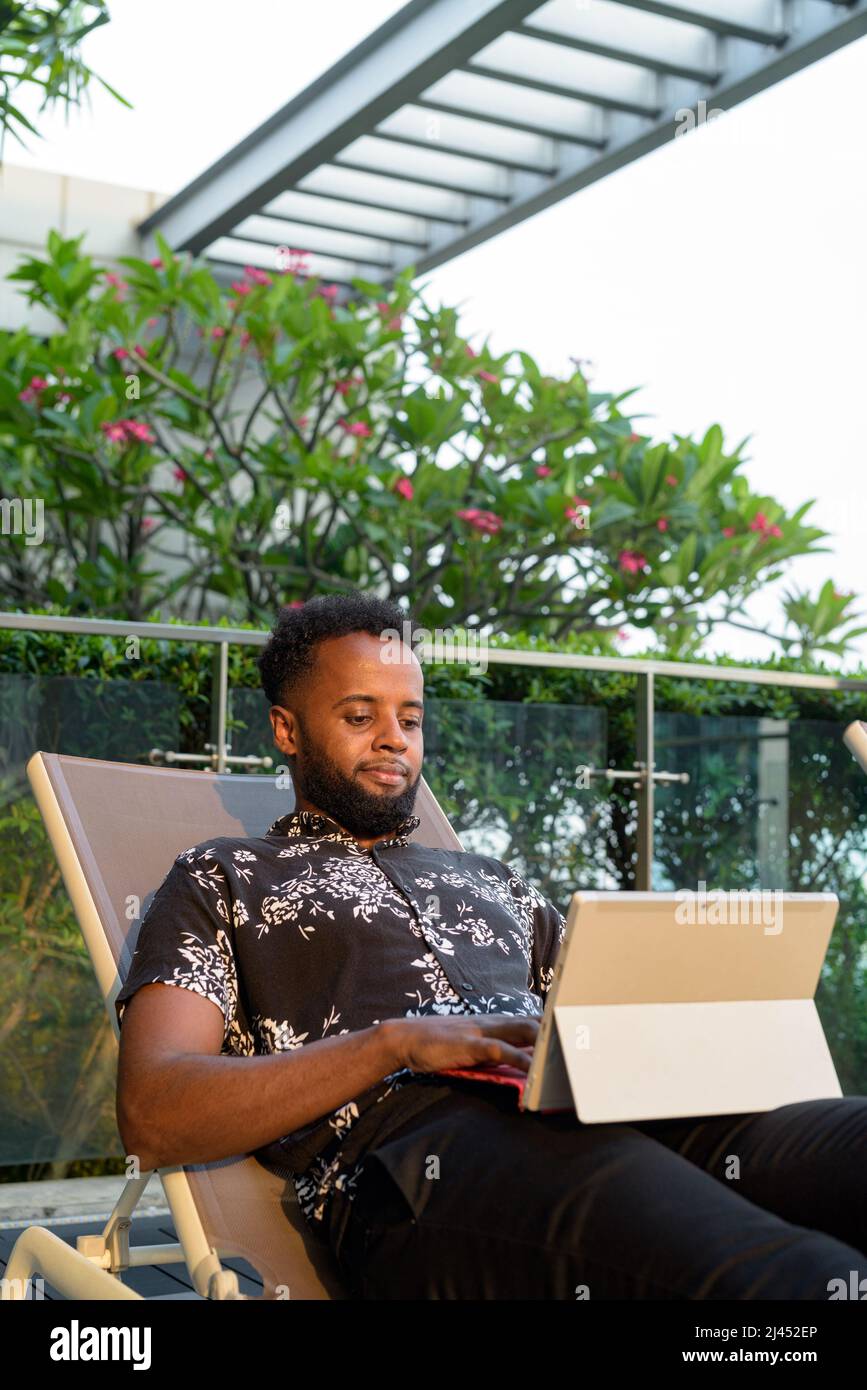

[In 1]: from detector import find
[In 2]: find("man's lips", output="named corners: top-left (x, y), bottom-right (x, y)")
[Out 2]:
top-left (360, 766), bottom-right (408, 785)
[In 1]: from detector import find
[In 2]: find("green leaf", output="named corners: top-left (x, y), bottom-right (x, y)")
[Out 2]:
top-left (677, 532), bottom-right (697, 584)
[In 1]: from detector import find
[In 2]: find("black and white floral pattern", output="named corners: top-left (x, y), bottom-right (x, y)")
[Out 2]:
top-left (115, 808), bottom-right (566, 1234)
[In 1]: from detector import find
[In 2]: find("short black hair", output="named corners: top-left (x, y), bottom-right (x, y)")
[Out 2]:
top-left (257, 590), bottom-right (421, 708)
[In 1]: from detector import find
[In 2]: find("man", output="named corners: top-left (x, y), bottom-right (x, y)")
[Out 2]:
top-left (115, 591), bottom-right (867, 1300)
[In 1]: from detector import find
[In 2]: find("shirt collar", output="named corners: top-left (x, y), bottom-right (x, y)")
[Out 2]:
top-left (266, 807), bottom-right (421, 849)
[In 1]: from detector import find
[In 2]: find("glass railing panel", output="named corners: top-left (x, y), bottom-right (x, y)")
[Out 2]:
top-left (0, 674), bottom-right (180, 1173)
top-left (653, 712), bottom-right (867, 1093)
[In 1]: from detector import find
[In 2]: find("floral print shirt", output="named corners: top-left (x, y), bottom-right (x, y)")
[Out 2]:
top-left (114, 808), bottom-right (567, 1237)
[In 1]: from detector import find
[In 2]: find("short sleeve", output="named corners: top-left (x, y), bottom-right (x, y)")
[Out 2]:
top-left (114, 846), bottom-right (238, 1046)
top-left (528, 884), bottom-right (567, 1003)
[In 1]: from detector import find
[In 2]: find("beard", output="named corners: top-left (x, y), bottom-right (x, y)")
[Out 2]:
top-left (291, 721), bottom-right (421, 838)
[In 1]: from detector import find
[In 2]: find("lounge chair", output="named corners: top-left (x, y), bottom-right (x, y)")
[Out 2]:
top-left (1, 751), bottom-right (463, 1300)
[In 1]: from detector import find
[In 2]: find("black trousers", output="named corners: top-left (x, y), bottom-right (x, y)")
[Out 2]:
top-left (325, 1076), bottom-right (867, 1300)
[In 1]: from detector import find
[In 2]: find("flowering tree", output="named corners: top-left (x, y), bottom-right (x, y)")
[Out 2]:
top-left (1, 229), bottom-right (863, 657)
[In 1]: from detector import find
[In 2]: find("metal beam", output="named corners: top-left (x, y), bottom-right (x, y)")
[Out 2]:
top-left (139, 0), bottom-right (544, 253)
top-left (462, 60), bottom-right (663, 119)
top-left (370, 128), bottom-right (558, 176)
top-left (223, 228), bottom-right (395, 270)
top-left (414, 95), bottom-right (606, 149)
top-left (282, 182), bottom-right (470, 225)
top-left (139, 0), bottom-right (867, 288)
top-left (409, 0), bottom-right (867, 277)
top-left (331, 156), bottom-right (513, 201)
top-left (514, 21), bottom-right (720, 84)
top-left (253, 206), bottom-right (431, 249)
top-left (606, 0), bottom-right (786, 46)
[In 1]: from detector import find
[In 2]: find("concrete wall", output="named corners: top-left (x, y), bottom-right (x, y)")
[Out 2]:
top-left (0, 163), bottom-right (169, 332)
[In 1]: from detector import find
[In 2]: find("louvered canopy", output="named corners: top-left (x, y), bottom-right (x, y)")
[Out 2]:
top-left (140, 0), bottom-right (867, 289)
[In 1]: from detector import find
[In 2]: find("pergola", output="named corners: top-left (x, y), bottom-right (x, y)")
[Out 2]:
top-left (140, 0), bottom-right (867, 288)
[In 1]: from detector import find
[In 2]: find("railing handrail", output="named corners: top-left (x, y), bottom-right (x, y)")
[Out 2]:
top-left (1, 610), bottom-right (866, 691)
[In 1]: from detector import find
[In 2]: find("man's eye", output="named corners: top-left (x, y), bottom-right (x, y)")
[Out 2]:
top-left (345, 715), bottom-right (421, 728)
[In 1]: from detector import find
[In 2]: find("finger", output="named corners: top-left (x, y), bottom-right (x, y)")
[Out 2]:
top-left (475, 1038), bottom-right (535, 1072)
top-left (478, 1016), bottom-right (540, 1040)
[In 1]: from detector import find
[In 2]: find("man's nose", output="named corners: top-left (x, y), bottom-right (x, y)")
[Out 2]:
top-left (373, 716), bottom-right (409, 748)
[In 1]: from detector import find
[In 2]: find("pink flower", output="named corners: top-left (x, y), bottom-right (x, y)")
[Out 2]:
top-left (149, 257), bottom-right (164, 269)
top-left (203, 448), bottom-right (215, 461)
top-left (210, 326), bottom-right (227, 339)
top-left (239, 330), bottom-right (252, 350)
top-left (244, 265), bottom-right (272, 286)
top-left (334, 376), bottom-right (363, 397)
top-left (393, 478), bottom-right (414, 500)
top-left (124, 421), bottom-right (156, 444)
top-left (722, 526), bottom-right (736, 539)
top-left (457, 507), bottom-right (503, 535)
top-left (296, 416), bottom-right (309, 429)
top-left (465, 345), bottom-right (479, 359)
top-left (286, 599), bottom-right (305, 609)
top-left (147, 317), bottom-right (160, 328)
top-left (535, 464), bottom-right (553, 477)
top-left (141, 517), bottom-right (155, 530)
top-left (616, 629), bottom-right (628, 642)
top-left (656, 517), bottom-right (669, 532)
top-left (478, 370), bottom-right (499, 385)
top-left (749, 512), bottom-right (781, 540)
top-left (112, 348), bottom-right (129, 360)
top-left (101, 419), bottom-right (155, 445)
top-left (317, 284), bottom-right (339, 303)
top-left (231, 279), bottom-right (252, 296)
top-left (100, 422), bottom-right (128, 443)
top-left (618, 550), bottom-right (647, 575)
top-left (104, 271), bottom-right (128, 301)
top-left (665, 474), bottom-right (678, 487)
top-left (18, 375), bottom-right (49, 402)
top-left (338, 420), bottom-right (372, 438)
top-left (173, 467), bottom-right (188, 482)
top-left (565, 496), bottom-right (591, 523)
top-left (277, 247), bottom-right (311, 275)
top-left (376, 300), bottom-right (401, 329)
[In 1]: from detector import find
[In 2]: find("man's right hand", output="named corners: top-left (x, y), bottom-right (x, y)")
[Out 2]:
top-left (382, 1014), bottom-right (542, 1075)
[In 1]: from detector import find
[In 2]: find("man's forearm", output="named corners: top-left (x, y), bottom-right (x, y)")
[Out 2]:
top-left (122, 1023), bottom-right (403, 1170)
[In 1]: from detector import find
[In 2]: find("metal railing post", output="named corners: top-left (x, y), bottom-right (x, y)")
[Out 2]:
top-left (211, 642), bottom-right (230, 774)
top-left (635, 671), bottom-right (654, 890)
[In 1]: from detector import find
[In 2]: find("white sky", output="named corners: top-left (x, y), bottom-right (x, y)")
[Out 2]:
top-left (7, 0), bottom-right (867, 668)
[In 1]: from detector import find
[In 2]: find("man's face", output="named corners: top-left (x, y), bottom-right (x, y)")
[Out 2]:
top-left (268, 631), bottom-right (424, 844)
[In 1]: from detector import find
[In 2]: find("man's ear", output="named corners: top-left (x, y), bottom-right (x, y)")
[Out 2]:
top-left (269, 705), bottom-right (299, 758)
